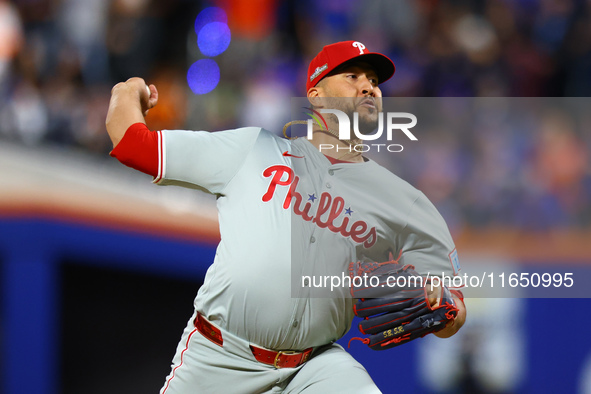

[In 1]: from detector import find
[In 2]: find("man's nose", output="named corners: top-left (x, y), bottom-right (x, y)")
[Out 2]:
top-left (359, 76), bottom-right (375, 96)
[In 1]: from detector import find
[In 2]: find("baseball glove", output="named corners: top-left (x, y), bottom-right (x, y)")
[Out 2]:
top-left (348, 260), bottom-right (459, 351)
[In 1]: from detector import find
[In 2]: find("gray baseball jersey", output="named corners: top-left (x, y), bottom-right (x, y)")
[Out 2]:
top-left (153, 127), bottom-right (459, 352)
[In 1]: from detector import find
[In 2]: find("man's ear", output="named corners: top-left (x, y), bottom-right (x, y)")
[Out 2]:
top-left (307, 87), bottom-right (323, 107)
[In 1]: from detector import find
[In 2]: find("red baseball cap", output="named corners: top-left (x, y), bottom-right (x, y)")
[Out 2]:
top-left (306, 40), bottom-right (395, 92)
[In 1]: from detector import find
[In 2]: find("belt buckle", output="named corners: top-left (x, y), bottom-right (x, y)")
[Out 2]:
top-left (273, 350), bottom-right (297, 369)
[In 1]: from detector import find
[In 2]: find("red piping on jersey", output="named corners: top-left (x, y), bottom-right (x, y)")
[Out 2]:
top-left (324, 155), bottom-right (354, 165)
top-left (155, 129), bottom-right (164, 183)
top-left (161, 327), bottom-right (198, 394)
top-left (110, 122), bottom-right (159, 177)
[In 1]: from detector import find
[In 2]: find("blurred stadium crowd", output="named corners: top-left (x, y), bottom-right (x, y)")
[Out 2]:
top-left (0, 0), bottom-right (590, 231)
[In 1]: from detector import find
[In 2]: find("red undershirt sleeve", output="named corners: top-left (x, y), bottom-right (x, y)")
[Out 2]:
top-left (110, 122), bottom-right (159, 178)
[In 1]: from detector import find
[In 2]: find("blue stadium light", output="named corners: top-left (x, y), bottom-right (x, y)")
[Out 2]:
top-left (187, 59), bottom-right (220, 95)
top-left (198, 21), bottom-right (231, 57)
top-left (194, 7), bottom-right (228, 36)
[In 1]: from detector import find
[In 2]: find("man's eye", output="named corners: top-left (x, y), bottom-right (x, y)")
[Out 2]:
top-left (347, 74), bottom-right (357, 79)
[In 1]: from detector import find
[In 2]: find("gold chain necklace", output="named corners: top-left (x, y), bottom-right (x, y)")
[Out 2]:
top-left (282, 121), bottom-right (362, 161)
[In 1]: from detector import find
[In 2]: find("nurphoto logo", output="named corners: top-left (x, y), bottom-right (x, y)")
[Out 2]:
top-left (303, 107), bottom-right (418, 153)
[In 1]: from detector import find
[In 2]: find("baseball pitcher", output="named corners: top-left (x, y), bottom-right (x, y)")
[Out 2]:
top-left (105, 40), bottom-right (466, 393)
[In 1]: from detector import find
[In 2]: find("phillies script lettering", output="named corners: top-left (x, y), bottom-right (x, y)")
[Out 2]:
top-left (262, 165), bottom-right (377, 248)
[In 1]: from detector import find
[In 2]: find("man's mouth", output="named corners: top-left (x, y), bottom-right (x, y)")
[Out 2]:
top-left (358, 97), bottom-right (376, 109)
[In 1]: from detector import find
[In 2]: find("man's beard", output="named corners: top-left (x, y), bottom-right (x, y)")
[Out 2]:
top-left (355, 110), bottom-right (380, 135)
top-left (320, 97), bottom-right (381, 135)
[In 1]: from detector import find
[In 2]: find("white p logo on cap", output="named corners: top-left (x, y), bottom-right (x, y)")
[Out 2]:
top-left (352, 41), bottom-right (366, 55)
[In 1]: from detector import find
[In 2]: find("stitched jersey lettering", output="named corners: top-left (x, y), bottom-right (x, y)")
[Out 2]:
top-left (262, 165), bottom-right (377, 248)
